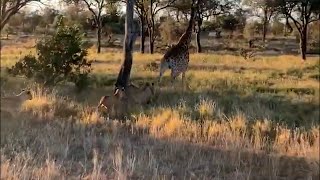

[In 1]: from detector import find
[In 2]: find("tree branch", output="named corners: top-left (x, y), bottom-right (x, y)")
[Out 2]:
top-left (82, 0), bottom-right (98, 21)
top-left (154, 0), bottom-right (176, 15)
top-left (1, 0), bottom-right (38, 30)
top-left (309, 17), bottom-right (320, 23)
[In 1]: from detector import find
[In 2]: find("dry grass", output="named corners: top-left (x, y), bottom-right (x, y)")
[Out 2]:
top-left (1, 40), bottom-right (319, 179)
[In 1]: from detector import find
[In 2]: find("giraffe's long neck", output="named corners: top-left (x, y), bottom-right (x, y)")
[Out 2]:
top-left (177, 6), bottom-right (196, 48)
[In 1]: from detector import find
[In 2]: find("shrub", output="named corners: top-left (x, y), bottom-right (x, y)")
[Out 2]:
top-left (159, 17), bottom-right (186, 45)
top-left (7, 17), bottom-right (92, 92)
top-left (308, 21), bottom-right (320, 53)
top-left (244, 21), bottom-right (263, 39)
top-left (21, 25), bottom-right (34, 34)
top-left (2, 25), bottom-right (14, 38)
top-left (271, 20), bottom-right (285, 36)
top-left (203, 20), bottom-right (220, 32)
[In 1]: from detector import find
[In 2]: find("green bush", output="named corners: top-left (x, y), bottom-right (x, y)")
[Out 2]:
top-left (244, 21), bottom-right (263, 39)
top-left (308, 21), bottom-right (320, 54)
top-left (2, 25), bottom-right (14, 38)
top-left (271, 20), bottom-right (285, 36)
top-left (7, 17), bottom-right (92, 92)
top-left (159, 17), bottom-right (186, 45)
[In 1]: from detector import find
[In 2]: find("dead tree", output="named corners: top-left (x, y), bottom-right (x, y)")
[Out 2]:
top-left (114, 0), bottom-right (137, 91)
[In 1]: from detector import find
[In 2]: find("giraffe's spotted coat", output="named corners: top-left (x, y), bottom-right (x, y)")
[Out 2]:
top-left (159, 5), bottom-right (197, 83)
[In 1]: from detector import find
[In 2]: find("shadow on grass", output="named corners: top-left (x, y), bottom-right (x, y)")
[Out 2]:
top-left (52, 75), bottom-right (319, 129)
top-left (309, 74), bottom-right (320, 81)
top-left (150, 87), bottom-right (319, 129)
top-left (142, 61), bottom-right (279, 73)
top-left (255, 87), bottom-right (316, 95)
top-left (1, 113), bottom-right (319, 179)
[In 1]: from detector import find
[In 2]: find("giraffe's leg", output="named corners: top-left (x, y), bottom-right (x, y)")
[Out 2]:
top-left (171, 76), bottom-right (176, 89)
top-left (182, 72), bottom-right (185, 90)
top-left (170, 71), bottom-right (176, 89)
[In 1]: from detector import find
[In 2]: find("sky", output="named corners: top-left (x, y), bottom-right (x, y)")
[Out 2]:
top-left (27, 0), bottom-right (60, 11)
top-left (26, 0), bottom-right (126, 13)
top-left (25, 0), bottom-right (263, 23)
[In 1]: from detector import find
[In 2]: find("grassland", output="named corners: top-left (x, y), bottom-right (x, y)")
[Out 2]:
top-left (1, 39), bottom-right (320, 179)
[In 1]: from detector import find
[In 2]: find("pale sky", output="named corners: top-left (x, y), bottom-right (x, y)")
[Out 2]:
top-left (26, 0), bottom-right (126, 13)
top-left (26, 0), bottom-right (60, 11)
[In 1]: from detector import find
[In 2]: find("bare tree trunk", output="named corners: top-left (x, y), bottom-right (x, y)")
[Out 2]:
top-left (115, 0), bottom-right (136, 90)
top-left (140, 16), bottom-right (145, 53)
top-left (196, 31), bottom-right (201, 53)
top-left (148, 26), bottom-right (154, 54)
top-left (300, 26), bottom-right (307, 61)
top-left (149, 32), bottom-right (154, 54)
top-left (284, 17), bottom-right (293, 36)
top-left (262, 9), bottom-right (268, 43)
top-left (148, 0), bottom-right (155, 54)
top-left (0, 10), bottom-right (16, 32)
top-left (176, 10), bottom-right (180, 22)
top-left (196, 18), bottom-right (203, 53)
top-left (262, 21), bottom-right (267, 43)
top-left (97, 22), bottom-right (102, 54)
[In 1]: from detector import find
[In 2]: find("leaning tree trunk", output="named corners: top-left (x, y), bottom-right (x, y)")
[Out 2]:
top-left (115, 0), bottom-right (136, 90)
top-left (300, 26), bottom-right (307, 61)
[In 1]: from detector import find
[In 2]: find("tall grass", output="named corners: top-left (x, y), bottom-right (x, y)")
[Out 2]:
top-left (1, 41), bottom-right (319, 179)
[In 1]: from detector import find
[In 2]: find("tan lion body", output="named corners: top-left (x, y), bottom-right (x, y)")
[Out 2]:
top-left (1, 90), bottom-right (33, 118)
top-left (97, 88), bottom-right (129, 119)
top-left (97, 82), bottom-right (157, 119)
top-left (126, 82), bottom-right (156, 105)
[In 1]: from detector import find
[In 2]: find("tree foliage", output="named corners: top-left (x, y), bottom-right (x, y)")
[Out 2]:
top-left (270, 17), bottom-right (285, 36)
top-left (0, 0), bottom-right (40, 31)
top-left (244, 20), bottom-right (263, 38)
top-left (159, 16), bottom-right (186, 44)
top-left (275, 0), bottom-right (320, 60)
top-left (218, 14), bottom-right (240, 33)
top-left (65, 0), bottom-right (110, 53)
top-left (243, 0), bottom-right (278, 42)
top-left (7, 17), bottom-right (92, 91)
top-left (137, 0), bottom-right (177, 54)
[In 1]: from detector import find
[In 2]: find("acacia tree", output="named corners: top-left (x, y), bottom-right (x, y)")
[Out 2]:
top-left (172, 0), bottom-right (233, 53)
top-left (135, 0), bottom-right (148, 53)
top-left (67, 0), bottom-right (108, 53)
top-left (84, 0), bottom-right (106, 53)
top-left (243, 0), bottom-right (277, 43)
top-left (0, 0), bottom-right (40, 31)
top-left (276, 0), bottom-right (320, 61)
top-left (147, 0), bottom-right (177, 54)
top-left (196, 0), bottom-right (233, 52)
top-left (115, 0), bottom-right (138, 89)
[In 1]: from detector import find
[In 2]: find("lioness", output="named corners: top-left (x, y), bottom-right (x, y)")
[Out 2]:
top-left (97, 83), bottom-right (157, 119)
top-left (126, 82), bottom-right (156, 105)
top-left (97, 88), bottom-right (129, 119)
top-left (1, 89), bottom-right (33, 118)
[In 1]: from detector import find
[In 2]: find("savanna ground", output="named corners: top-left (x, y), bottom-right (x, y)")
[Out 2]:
top-left (1, 36), bottom-right (320, 179)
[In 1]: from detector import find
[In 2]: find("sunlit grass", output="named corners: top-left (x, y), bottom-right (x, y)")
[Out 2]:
top-left (1, 40), bottom-right (320, 179)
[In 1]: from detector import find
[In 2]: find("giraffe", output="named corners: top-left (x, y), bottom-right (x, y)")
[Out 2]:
top-left (158, 3), bottom-right (197, 88)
